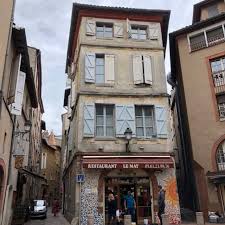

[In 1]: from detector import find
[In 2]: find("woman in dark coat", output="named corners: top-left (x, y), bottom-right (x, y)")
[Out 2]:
top-left (52, 198), bottom-right (60, 217)
top-left (108, 193), bottom-right (117, 225)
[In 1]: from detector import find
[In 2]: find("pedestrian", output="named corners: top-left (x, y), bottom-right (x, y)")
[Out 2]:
top-left (108, 192), bottom-right (117, 225)
top-left (158, 185), bottom-right (165, 225)
top-left (124, 190), bottom-right (136, 222)
top-left (52, 198), bottom-right (60, 217)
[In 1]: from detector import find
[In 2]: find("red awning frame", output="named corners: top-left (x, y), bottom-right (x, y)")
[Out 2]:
top-left (82, 156), bottom-right (174, 169)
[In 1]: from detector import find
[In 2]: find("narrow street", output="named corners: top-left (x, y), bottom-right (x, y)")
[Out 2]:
top-left (25, 209), bottom-right (69, 225)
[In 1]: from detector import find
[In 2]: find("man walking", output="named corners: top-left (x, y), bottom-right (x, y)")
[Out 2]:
top-left (158, 185), bottom-right (165, 225)
top-left (124, 190), bottom-right (136, 222)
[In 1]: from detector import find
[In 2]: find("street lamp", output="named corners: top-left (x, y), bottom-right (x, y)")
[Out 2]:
top-left (124, 127), bottom-right (132, 153)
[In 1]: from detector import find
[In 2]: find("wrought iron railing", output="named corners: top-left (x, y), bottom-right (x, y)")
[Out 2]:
top-left (208, 33), bottom-right (225, 46)
top-left (218, 102), bottom-right (225, 119)
top-left (217, 162), bottom-right (225, 171)
top-left (213, 70), bottom-right (225, 94)
top-left (190, 40), bottom-right (207, 51)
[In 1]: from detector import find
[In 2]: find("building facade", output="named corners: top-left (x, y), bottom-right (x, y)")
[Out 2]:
top-left (0, 2), bottom-right (45, 222)
top-left (63, 4), bottom-right (180, 225)
top-left (0, 0), bottom-right (16, 223)
top-left (41, 131), bottom-right (61, 206)
top-left (170, 0), bottom-right (225, 219)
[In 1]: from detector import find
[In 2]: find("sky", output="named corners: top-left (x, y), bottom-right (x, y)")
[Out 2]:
top-left (15, 0), bottom-right (200, 135)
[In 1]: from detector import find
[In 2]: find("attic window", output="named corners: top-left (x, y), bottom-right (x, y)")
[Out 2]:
top-left (189, 32), bottom-right (207, 51)
top-left (208, 4), bottom-right (219, 18)
top-left (207, 26), bottom-right (224, 45)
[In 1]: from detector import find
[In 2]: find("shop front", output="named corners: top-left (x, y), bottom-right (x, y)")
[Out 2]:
top-left (79, 156), bottom-right (181, 225)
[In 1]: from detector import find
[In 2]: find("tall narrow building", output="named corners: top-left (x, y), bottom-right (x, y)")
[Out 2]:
top-left (63, 4), bottom-right (180, 225)
top-left (170, 0), bottom-right (225, 219)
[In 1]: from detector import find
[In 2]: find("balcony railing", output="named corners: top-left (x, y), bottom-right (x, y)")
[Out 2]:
top-left (218, 162), bottom-right (225, 171)
top-left (218, 102), bottom-right (225, 119)
top-left (208, 34), bottom-right (225, 46)
top-left (190, 40), bottom-right (207, 51)
top-left (213, 70), bottom-right (225, 94)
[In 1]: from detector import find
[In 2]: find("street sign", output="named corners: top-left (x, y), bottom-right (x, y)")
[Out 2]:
top-left (76, 174), bottom-right (85, 183)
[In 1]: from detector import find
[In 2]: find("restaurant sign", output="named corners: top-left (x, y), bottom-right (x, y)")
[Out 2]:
top-left (83, 163), bottom-right (172, 169)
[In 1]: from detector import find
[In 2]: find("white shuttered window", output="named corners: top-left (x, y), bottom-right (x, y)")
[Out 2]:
top-left (133, 55), bottom-right (153, 85)
top-left (114, 23), bottom-right (124, 37)
top-left (10, 71), bottom-right (26, 116)
top-left (85, 53), bottom-right (115, 84)
top-left (86, 20), bottom-right (96, 36)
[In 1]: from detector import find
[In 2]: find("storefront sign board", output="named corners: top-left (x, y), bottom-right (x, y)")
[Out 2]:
top-left (83, 163), bottom-right (172, 169)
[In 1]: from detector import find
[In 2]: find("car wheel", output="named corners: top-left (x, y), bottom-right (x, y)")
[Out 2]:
top-left (43, 213), bottom-right (47, 219)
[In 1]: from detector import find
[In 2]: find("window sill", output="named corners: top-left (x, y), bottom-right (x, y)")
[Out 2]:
top-left (96, 83), bottom-right (114, 87)
top-left (95, 137), bottom-right (116, 141)
top-left (96, 37), bottom-right (113, 40)
top-left (134, 84), bottom-right (152, 87)
top-left (135, 137), bottom-right (158, 141)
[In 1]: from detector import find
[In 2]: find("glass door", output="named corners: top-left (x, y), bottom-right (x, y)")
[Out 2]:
top-left (136, 185), bottom-right (152, 225)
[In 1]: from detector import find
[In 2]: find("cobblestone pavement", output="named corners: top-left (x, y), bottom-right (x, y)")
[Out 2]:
top-left (25, 209), bottom-right (70, 225)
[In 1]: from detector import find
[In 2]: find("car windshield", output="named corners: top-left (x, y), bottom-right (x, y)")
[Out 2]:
top-left (34, 200), bottom-right (45, 206)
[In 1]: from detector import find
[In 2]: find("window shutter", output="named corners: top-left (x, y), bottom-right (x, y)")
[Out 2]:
top-left (85, 53), bottom-right (95, 83)
top-left (133, 55), bottom-right (143, 84)
top-left (86, 20), bottom-right (96, 36)
top-left (143, 55), bottom-right (153, 85)
top-left (114, 23), bottom-right (124, 37)
top-left (83, 104), bottom-right (94, 137)
top-left (10, 71), bottom-right (26, 116)
top-left (71, 80), bottom-right (76, 107)
top-left (105, 54), bottom-right (115, 84)
top-left (155, 106), bottom-right (167, 138)
top-left (116, 105), bottom-right (136, 137)
top-left (8, 54), bottom-right (22, 104)
top-left (149, 27), bottom-right (159, 40)
top-left (67, 94), bottom-right (71, 119)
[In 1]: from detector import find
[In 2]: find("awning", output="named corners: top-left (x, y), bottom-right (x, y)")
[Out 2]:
top-left (82, 156), bottom-right (174, 169)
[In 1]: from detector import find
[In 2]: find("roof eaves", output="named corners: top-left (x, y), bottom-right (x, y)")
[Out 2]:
top-left (12, 27), bottom-right (38, 108)
top-left (192, 0), bottom-right (222, 24)
top-left (170, 12), bottom-right (225, 80)
top-left (65, 3), bottom-right (170, 72)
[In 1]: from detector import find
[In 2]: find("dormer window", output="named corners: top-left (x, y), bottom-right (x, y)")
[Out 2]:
top-left (131, 25), bottom-right (147, 40)
top-left (208, 4), bottom-right (219, 18)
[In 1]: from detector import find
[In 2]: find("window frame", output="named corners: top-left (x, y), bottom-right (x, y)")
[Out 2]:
top-left (96, 22), bottom-right (113, 39)
top-left (210, 57), bottom-right (225, 87)
top-left (135, 105), bottom-right (155, 139)
top-left (188, 24), bottom-right (225, 52)
top-left (216, 142), bottom-right (225, 171)
top-left (95, 54), bottom-right (105, 84)
top-left (95, 104), bottom-right (115, 138)
top-left (130, 25), bottom-right (148, 41)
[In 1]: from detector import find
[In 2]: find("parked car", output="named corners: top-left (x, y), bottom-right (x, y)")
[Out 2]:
top-left (30, 200), bottom-right (47, 219)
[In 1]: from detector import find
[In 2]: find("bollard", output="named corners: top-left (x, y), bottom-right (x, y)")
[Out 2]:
top-left (196, 212), bottom-right (205, 225)
top-left (87, 214), bottom-right (94, 225)
top-left (124, 215), bottom-right (132, 225)
top-left (162, 214), bottom-right (169, 225)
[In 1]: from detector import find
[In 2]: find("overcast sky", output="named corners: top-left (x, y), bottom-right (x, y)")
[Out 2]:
top-left (15, 0), bottom-right (200, 135)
